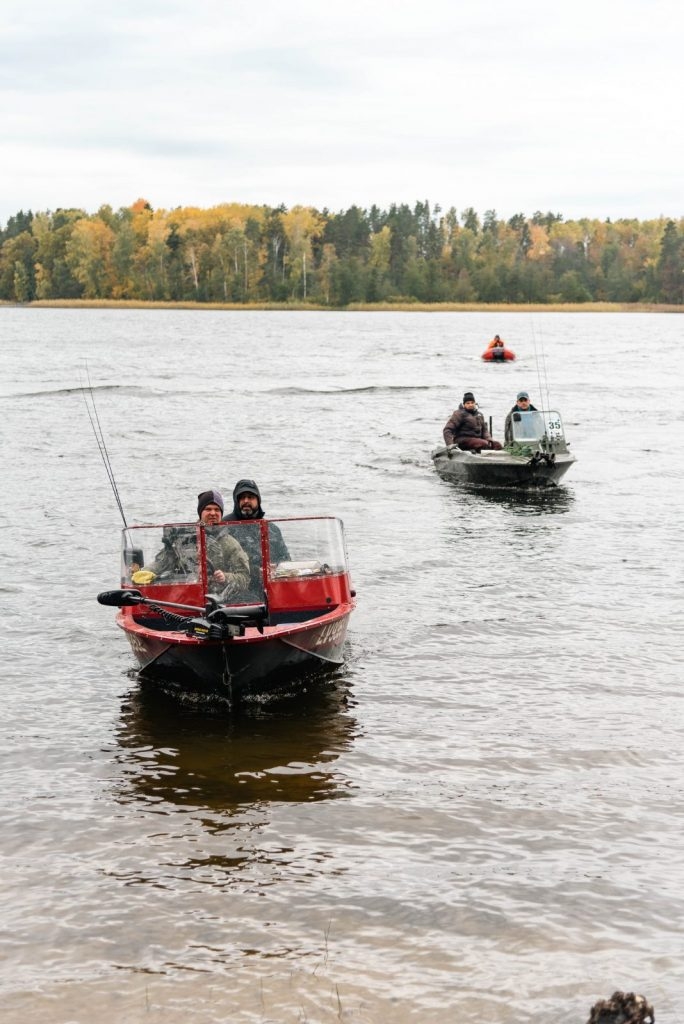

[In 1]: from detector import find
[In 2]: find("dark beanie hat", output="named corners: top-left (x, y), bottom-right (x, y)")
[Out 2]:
top-left (463, 391), bottom-right (475, 403)
top-left (197, 489), bottom-right (224, 516)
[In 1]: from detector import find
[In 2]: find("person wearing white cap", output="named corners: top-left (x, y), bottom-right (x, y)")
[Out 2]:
top-left (504, 391), bottom-right (538, 443)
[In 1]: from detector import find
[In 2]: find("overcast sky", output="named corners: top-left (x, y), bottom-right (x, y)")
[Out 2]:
top-left (1, 0), bottom-right (681, 226)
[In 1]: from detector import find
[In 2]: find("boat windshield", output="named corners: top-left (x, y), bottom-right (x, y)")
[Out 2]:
top-left (121, 524), bottom-right (200, 586)
top-left (266, 517), bottom-right (349, 580)
top-left (120, 517), bottom-right (349, 590)
top-left (120, 521), bottom-right (264, 600)
top-left (510, 409), bottom-right (566, 445)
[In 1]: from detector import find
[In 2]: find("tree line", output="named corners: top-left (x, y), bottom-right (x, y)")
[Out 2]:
top-left (1, 198), bottom-right (682, 306)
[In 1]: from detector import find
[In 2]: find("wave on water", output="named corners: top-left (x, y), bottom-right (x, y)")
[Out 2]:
top-left (265, 384), bottom-right (434, 396)
top-left (5, 383), bottom-right (438, 401)
top-left (4, 384), bottom-right (157, 400)
top-left (134, 383), bottom-right (429, 399)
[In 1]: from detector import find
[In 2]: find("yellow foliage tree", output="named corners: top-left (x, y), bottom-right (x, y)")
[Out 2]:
top-left (282, 206), bottom-right (324, 298)
top-left (65, 218), bottom-right (116, 297)
top-left (526, 224), bottom-right (551, 261)
top-left (369, 225), bottom-right (391, 272)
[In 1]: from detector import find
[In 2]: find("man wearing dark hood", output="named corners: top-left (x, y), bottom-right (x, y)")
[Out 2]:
top-left (224, 479), bottom-right (265, 523)
top-left (443, 392), bottom-right (503, 452)
top-left (222, 480), bottom-right (290, 590)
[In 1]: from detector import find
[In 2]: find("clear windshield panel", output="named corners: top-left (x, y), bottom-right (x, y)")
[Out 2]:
top-left (267, 517), bottom-right (348, 580)
top-left (121, 524), bottom-right (200, 586)
top-left (511, 410), bottom-right (566, 444)
top-left (209, 521), bottom-right (264, 603)
top-left (544, 411), bottom-right (566, 444)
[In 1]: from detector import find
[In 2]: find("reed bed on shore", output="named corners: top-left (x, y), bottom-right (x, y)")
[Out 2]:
top-left (3, 299), bottom-right (682, 313)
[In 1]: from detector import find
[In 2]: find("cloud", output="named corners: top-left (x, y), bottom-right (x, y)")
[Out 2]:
top-left (1, 0), bottom-right (682, 223)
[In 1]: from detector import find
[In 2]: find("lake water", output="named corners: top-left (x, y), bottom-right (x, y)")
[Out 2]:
top-left (1, 308), bottom-right (683, 1023)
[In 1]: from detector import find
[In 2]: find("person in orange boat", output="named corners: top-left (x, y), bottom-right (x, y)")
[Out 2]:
top-left (443, 392), bottom-right (503, 452)
top-left (483, 334), bottom-right (515, 361)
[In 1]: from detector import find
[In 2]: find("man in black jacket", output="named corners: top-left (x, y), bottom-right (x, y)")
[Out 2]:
top-left (222, 480), bottom-right (290, 593)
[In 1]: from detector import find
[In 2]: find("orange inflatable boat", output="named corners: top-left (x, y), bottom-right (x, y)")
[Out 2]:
top-left (482, 336), bottom-right (516, 361)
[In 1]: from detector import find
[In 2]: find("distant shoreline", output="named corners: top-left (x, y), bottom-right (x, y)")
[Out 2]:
top-left (1, 299), bottom-right (682, 313)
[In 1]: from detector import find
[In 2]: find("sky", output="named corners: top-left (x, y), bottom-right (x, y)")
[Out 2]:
top-left (1, 0), bottom-right (682, 226)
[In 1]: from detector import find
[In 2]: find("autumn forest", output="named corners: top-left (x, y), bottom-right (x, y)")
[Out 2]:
top-left (1, 199), bottom-right (682, 306)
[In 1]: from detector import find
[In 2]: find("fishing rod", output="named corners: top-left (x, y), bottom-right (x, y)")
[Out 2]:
top-left (80, 362), bottom-right (131, 535)
top-left (531, 319), bottom-right (552, 412)
top-left (539, 323), bottom-right (552, 412)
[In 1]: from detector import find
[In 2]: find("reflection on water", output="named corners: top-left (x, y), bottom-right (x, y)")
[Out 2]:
top-left (466, 479), bottom-right (573, 512)
top-left (437, 479), bottom-right (577, 577)
top-left (114, 676), bottom-right (357, 814)
top-left (460, 483), bottom-right (576, 514)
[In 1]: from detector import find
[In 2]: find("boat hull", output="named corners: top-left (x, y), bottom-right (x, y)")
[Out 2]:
top-left (119, 607), bottom-right (352, 698)
top-left (481, 350), bottom-right (515, 362)
top-left (431, 447), bottom-right (575, 488)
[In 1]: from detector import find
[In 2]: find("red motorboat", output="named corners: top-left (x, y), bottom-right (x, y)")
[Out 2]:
top-left (98, 516), bottom-right (356, 700)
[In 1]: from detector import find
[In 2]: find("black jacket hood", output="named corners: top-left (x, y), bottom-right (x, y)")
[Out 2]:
top-left (225, 478), bottom-right (264, 520)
